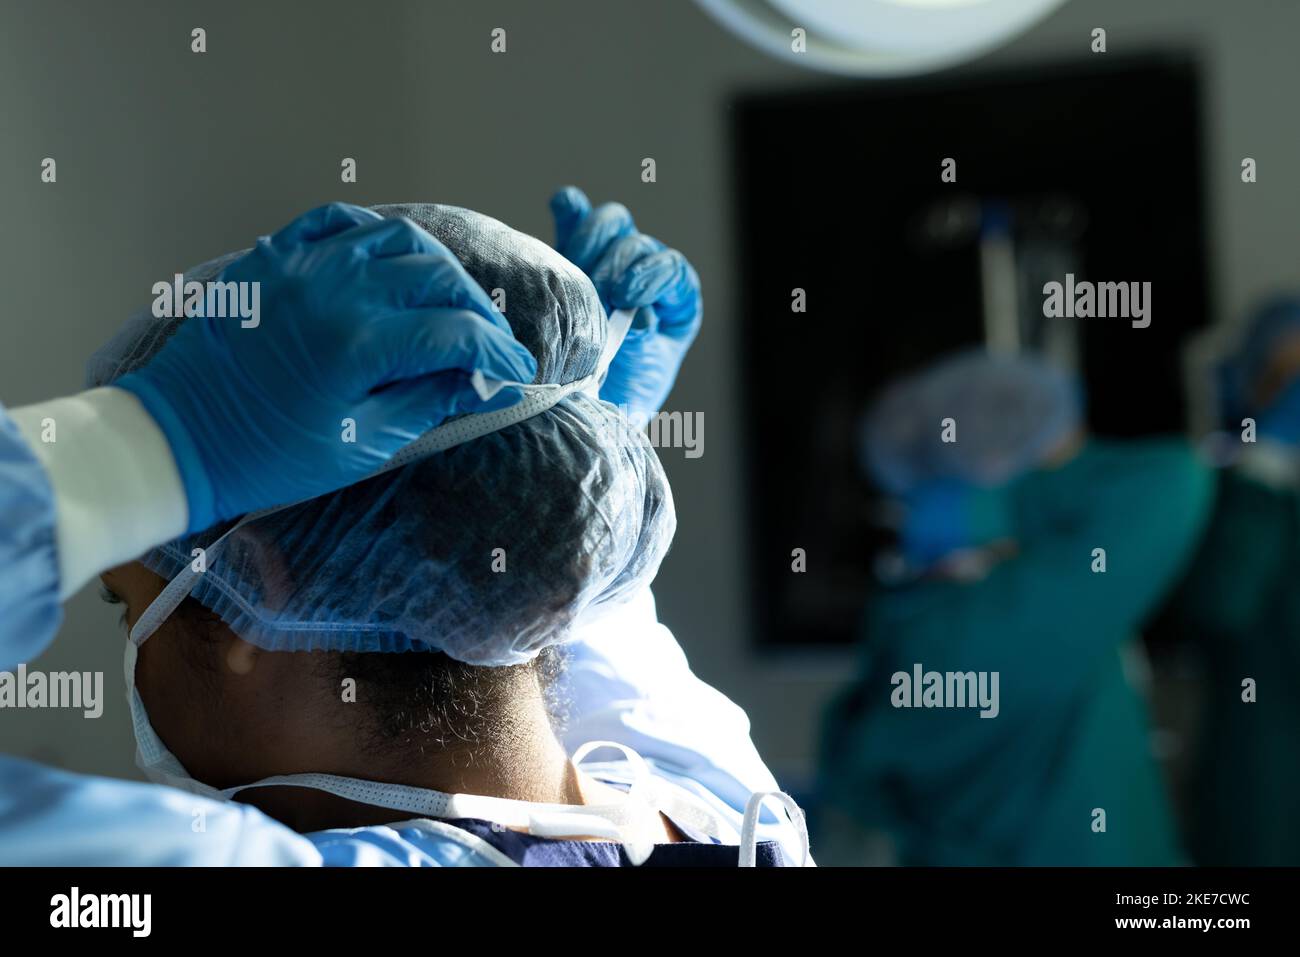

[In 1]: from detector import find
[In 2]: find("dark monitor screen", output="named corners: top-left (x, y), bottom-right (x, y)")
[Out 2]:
top-left (732, 53), bottom-right (1209, 651)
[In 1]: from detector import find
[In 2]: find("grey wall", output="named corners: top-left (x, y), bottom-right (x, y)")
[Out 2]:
top-left (2, 0), bottom-right (1298, 784)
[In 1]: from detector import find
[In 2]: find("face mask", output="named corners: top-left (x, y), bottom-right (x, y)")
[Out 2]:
top-left (123, 638), bottom-right (227, 800)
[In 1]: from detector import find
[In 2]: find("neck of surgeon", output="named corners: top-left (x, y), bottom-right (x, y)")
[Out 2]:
top-left (236, 675), bottom-right (582, 833)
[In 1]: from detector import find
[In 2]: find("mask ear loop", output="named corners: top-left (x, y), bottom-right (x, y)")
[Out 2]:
top-left (739, 791), bottom-right (810, 867)
top-left (570, 739), bottom-right (659, 865)
top-left (128, 505), bottom-right (280, 646)
top-left (128, 309), bottom-right (637, 648)
top-left (571, 739), bottom-right (654, 797)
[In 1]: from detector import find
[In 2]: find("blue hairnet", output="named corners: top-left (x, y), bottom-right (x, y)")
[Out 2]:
top-left (862, 349), bottom-right (1082, 495)
top-left (1220, 295), bottom-right (1300, 422)
top-left (87, 204), bottom-right (675, 667)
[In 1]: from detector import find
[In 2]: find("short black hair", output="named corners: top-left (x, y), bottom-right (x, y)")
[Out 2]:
top-left (173, 594), bottom-right (569, 758)
top-left (325, 646), bottom-right (568, 757)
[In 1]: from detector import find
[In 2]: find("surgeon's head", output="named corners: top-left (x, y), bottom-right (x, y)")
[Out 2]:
top-left (90, 204), bottom-right (675, 830)
top-left (100, 560), bottom-right (568, 829)
top-left (1227, 296), bottom-right (1300, 417)
top-left (862, 349), bottom-right (1084, 579)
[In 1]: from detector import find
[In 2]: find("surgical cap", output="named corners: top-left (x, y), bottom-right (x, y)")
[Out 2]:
top-left (87, 204), bottom-right (675, 667)
top-left (1221, 295), bottom-right (1300, 421)
top-left (862, 349), bottom-right (1082, 495)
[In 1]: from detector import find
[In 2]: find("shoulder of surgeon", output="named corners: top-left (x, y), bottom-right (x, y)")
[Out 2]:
top-left (0, 756), bottom-right (318, 866)
top-left (0, 756), bottom-right (516, 866)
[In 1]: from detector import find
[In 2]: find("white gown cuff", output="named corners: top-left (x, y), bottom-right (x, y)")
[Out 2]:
top-left (9, 387), bottom-right (188, 597)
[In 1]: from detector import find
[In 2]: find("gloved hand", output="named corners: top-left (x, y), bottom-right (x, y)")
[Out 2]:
top-left (550, 186), bottom-right (702, 426)
top-left (115, 202), bottom-right (537, 532)
top-left (899, 480), bottom-right (1012, 571)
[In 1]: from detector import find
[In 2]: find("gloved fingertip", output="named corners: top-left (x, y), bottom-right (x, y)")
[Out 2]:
top-left (613, 260), bottom-right (681, 310)
top-left (467, 317), bottom-right (538, 382)
top-left (271, 202), bottom-right (382, 248)
top-left (492, 347), bottom-right (538, 385)
top-left (550, 185), bottom-right (589, 215)
top-left (471, 383), bottom-right (527, 414)
top-left (510, 341), bottom-right (539, 376)
top-left (550, 187), bottom-right (591, 249)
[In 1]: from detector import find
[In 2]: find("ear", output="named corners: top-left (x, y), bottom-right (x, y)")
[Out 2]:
top-left (224, 635), bottom-right (262, 676)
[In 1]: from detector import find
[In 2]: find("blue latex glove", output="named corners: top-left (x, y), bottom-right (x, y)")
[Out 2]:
top-left (900, 479), bottom-right (1012, 570)
top-left (1257, 373), bottom-right (1300, 446)
top-left (116, 203), bottom-right (537, 532)
top-left (550, 186), bottom-right (702, 425)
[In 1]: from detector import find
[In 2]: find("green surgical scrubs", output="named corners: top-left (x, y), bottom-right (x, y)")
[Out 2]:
top-left (819, 440), bottom-right (1213, 865)
top-left (1169, 466), bottom-right (1300, 865)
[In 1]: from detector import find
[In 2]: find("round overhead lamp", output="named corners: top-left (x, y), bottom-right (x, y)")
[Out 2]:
top-left (694, 0), bottom-right (1068, 75)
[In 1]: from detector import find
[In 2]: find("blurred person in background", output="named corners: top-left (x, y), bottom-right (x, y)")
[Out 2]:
top-left (1166, 296), bottom-right (1300, 865)
top-left (817, 350), bottom-right (1213, 865)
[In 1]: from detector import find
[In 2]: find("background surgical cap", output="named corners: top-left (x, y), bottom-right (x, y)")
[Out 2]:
top-left (1220, 295), bottom-right (1300, 421)
top-left (87, 204), bottom-right (676, 667)
top-left (861, 349), bottom-right (1083, 495)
